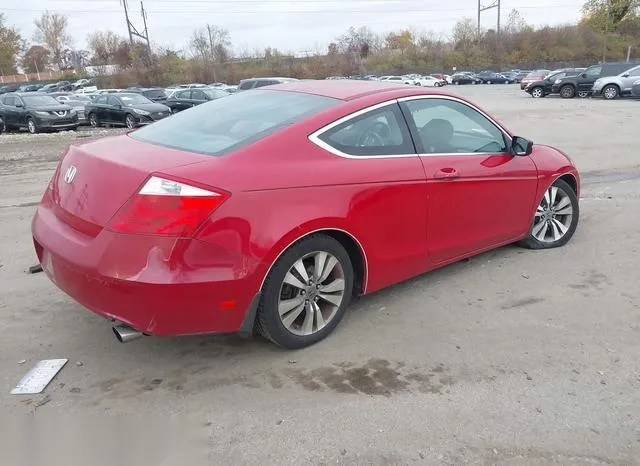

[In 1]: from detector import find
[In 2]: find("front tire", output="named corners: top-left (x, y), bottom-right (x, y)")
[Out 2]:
top-left (257, 234), bottom-right (354, 349)
top-left (519, 179), bottom-right (579, 249)
top-left (88, 113), bottom-right (99, 128)
top-left (602, 85), bottom-right (619, 100)
top-left (125, 114), bottom-right (136, 129)
top-left (27, 118), bottom-right (38, 134)
top-left (531, 87), bottom-right (544, 98)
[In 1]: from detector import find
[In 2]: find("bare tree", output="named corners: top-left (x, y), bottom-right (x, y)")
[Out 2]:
top-left (452, 17), bottom-right (478, 50)
top-left (336, 26), bottom-right (380, 57)
top-left (190, 25), bottom-right (231, 82)
top-left (33, 11), bottom-right (71, 70)
top-left (87, 31), bottom-right (123, 65)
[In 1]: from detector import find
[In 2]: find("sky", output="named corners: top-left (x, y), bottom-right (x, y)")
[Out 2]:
top-left (1, 0), bottom-right (586, 54)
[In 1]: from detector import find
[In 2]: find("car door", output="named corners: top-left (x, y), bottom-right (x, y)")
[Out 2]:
top-left (1, 95), bottom-right (18, 126)
top-left (190, 89), bottom-right (208, 105)
top-left (620, 66), bottom-right (640, 93)
top-left (173, 90), bottom-right (192, 111)
top-left (578, 66), bottom-right (602, 92)
top-left (91, 95), bottom-right (109, 121)
top-left (106, 95), bottom-right (124, 124)
top-left (311, 102), bottom-right (430, 288)
top-left (399, 96), bottom-right (539, 264)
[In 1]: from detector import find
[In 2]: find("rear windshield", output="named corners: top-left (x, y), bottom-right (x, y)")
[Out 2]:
top-left (131, 90), bottom-right (339, 156)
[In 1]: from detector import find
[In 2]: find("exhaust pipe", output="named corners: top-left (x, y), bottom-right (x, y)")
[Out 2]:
top-left (112, 324), bottom-right (143, 343)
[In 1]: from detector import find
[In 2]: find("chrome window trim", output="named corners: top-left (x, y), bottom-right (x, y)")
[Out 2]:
top-left (308, 100), bottom-right (417, 159)
top-left (308, 94), bottom-right (513, 159)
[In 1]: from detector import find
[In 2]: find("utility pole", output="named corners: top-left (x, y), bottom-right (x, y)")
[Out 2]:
top-left (478, 0), bottom-right (501, 36)
top-left (207, 24), bottom-right (218, 83)
top-left (121, 0), bottom-right (151, 55)
top-left (602, 0), bottom-right (610, 63)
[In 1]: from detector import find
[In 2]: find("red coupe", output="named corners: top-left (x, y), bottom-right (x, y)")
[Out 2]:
top-left (32, 80), bottom-right (580, 349)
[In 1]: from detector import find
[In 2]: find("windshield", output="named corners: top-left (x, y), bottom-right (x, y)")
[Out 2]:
top-left (22, 95), bottom-right (60, 106)
top-left (119, 94), bottom-right (153, 105)
top-left (142, 89), bottom-right (166, 99)
top-left (131, 89), bottom-right (338, 156)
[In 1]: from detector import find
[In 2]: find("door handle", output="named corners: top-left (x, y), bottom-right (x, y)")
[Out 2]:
top-left (434, 168), bottom-right (460, 180)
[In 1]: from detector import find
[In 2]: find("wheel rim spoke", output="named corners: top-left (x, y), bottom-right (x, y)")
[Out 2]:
top-left (533, 220), bottom-right (549, 241)
top-left (549, 187), bottom-right (558, 207)
top-left (292, 259), bottom-right (310, 284)
top-left (318, 292), bottom-right (342, 306)
top-left (549, 219), bottom-right (562, 241)
top-left (553, 197), bottom-right (571, 214)
top-left (318, 256), bottom-right (338, 282)
top-left (312, 301), bottom-right (326, 330)
top-left (284, 271), bottom-right (306, 290)
top-left (552, 218), bottom-right (569, 235)
top-left (319, 278), bottom-right (345, 293)
top-left (279, 296), bottom-right (305, 316)
top-left (301, 302), bottom-right (314, 335)
top-left (281, 302), bottom-right (306, 328)
top-left (543, 189), bottom-right (551, 208)
top-left (313, 252), bottom-right (328, 281)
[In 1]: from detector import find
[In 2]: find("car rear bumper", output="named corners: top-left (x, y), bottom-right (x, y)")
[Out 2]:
top-left (32, 205), bottom-right (261, 336)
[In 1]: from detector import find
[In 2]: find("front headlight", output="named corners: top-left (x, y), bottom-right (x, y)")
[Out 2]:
top-left (554, 79), bottom-right (562, 84)
top-left (133, 108), bottom-right (150, 116)
top-left (35, 111), bottom-right (50, 116)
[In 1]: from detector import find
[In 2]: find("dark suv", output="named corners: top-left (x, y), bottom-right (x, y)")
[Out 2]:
top-left (0, 92), bottom-right (78, 133)
top-left (524, 68), bottom-right (585, 98)
top-left (551, 63), bottom-right (640, 98)
top-left (237, 77), bottom-right (298, 91)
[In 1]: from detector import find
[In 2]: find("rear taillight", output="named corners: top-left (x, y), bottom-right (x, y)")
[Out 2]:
top-left (109, 176), bottom-right (228, 236)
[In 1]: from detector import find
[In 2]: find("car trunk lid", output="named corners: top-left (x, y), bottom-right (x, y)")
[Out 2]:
top-left (48, 134), bottom-right (212, 235)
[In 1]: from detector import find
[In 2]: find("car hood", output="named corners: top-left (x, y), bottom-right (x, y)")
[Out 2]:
top-left (126, 103), bottom-right (170, 112)
top-left (30, 104), bottom-right (73, 111)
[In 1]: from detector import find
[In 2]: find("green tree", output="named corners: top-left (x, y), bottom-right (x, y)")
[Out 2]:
top-left (582, 0), bottom-right (640, 32)
top-left (0, 13), bottom-right (22, 75)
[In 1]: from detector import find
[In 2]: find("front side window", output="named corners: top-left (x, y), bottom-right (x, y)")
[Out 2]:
top-left (317, 103), bottom-right (413, 156)
top-left (238, 81), bottom-right (254, 90)
top-left (403, 98), bottom-right (507, 154)
top-left (95, 95), bottom-right (108, 104)
top-left (626, 66), bottom-right (640, 77)
top-left (106, 95), bottom-right (120, 106)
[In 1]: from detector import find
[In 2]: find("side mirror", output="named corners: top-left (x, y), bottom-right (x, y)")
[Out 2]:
top-left (511, 136), bottom-right (533, 156)
top-left (15, 102), bottom-right (23, 108)
top-left (580, 73), bottom-right (587, 78)
top-left (622, 74), bottom-right (630, 78)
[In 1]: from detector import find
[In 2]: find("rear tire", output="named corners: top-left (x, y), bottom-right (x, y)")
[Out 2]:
top-left (560, 85), bottom-right (576, 98)
top-left (125, 114), bottom-right (136, 129)
top-left (257, 234), bottom-right (354, 349)
top-left (519, 179), bottom-right (579, 250)
top-left (88, 113), bottom-right (99, 128)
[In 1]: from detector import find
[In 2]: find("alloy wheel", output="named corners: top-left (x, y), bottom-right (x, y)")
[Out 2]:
top-left (578, 91), bottom-right (590, 98)
top-left (531, 185), bottom-right (574, 243)
top-left (89, 114), bottom-right (98, 127)
top-left (560, 86), bottom-right (575, 98)
top-left (531, 88), bottom-right (543, 98)
top-left (603, 86), bottom-right (618, 100)
top-left (125, 115), bottom-right (135, 129)
top-left (277, 251), bottom-right (346, 336)
top-left (27, 119), bottom-right (36, 134)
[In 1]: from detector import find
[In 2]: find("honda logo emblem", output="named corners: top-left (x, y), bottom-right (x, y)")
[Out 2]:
top-left (64, 166), bottom-right (77, 184)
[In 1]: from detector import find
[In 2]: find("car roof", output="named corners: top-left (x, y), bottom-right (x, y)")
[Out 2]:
top-left (265, 79), bottom-right (447, 101)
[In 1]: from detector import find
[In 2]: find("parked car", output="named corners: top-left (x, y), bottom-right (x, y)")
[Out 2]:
top-left (38, 83), bottom-right (59, 93)
top-left (552, 62), bottom-right (640, 98)
top-left (238, 77), bottom-right (299, 91)
top-left (165, 87), bottom-right (230, 113)
top-left (128, 87), bottom-right (168, 102)
top-left (0, 92), bottom-right (78, 133)
top-left (520, 70), bottom-right (552, 90)
top-left (85, 92), bottom-right (171, 129)
top-left (31, 81), bottom-right (580, 348)
top-left (0, 84), bottom-right (21, 94)
top-left (413, 75), bottom-right (446, 87)
top-left (378, 76), bottom-right (406, 84)
top-left (18, 84), bottom-right (43, 92)
top-left (451, 72), bottom-right (481, 85)
top-left (632, 79), bottom-right (640, 96)
top-left (64, 95), bottom-right (92, 125)
top-left (72, 78), bottom-right (93, 90)
top-left (591, 64), bottom-right (640, 99)
top-left (476, 71), bottom-right (511, 84)
top-left (524, 68), bottom-right (585, 98)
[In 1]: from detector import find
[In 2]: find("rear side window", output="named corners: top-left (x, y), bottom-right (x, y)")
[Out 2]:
top-left (317, 103), bottom-right (413, 156)
top-left (585, 66), bottom-right (602, 78)
top-left (3, 95), bottom-right (15, 106)
top-left (176, 90), bottom-right (191, 99)
top-left (131, 89), bottom-right (338, 156)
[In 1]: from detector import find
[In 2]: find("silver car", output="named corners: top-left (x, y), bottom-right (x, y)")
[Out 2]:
top-left (632, 79), bottom-right (640, 97)
top-left (592, 64), bottom-right (640, 99)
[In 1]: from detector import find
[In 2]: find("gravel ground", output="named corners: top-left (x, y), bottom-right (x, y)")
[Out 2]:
top-left (1, 87), bottom-right (639, 465)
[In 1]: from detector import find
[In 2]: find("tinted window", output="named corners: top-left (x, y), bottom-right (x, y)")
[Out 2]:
top-left (203, 89), bottom-right (228, 99)
top-left (585, 66), bottom-right (602, 78)
top-left (95, 95), bottom-right (108, 104)
top-left (119, 94), bottom-right (152, 105)
top-left (254, 80), bottom-right (277, 88)
top-left (191, 90), bottom-right (207, 100)
top-left (131, 89), bottom-right (338, 156)
top-left (628, 67), bottom-right (640, 77)
top-left (238, 81), bottom-right (254, 90)
top-left (403, 98), bottom-right (507, 154)
top-left (142, 89), bottom-right (167, 99)
top-left (22, 95), bottom-right (59, 106)
top-left (176, 90), bottom-right (191, 99)
top-left (318, 104), bottom-right (413, 156)
top-left (106, 95), bottom-right (120, 106)
top-left (3, 95), bottom-right (15, 106)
